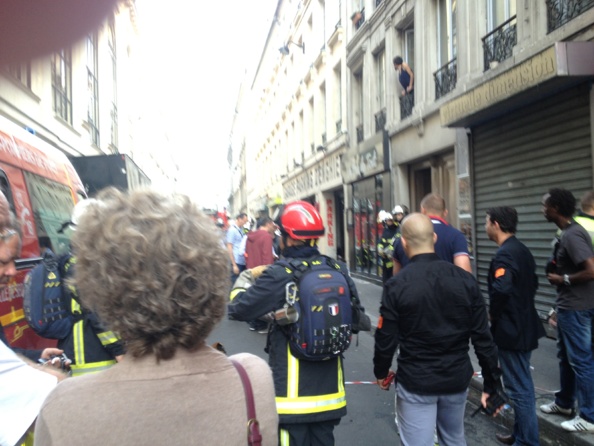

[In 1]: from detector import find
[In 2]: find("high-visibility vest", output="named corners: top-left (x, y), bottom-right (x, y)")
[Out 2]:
top-left (574, 215), bottom-right (594, 249)
top-left (275, 343), bottom-right (346, 415)
top-left (69, 298), bottom-right (117, 377)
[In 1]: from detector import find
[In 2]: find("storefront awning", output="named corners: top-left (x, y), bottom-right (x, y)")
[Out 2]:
top-left (440, 42), bottom-right (594, 128)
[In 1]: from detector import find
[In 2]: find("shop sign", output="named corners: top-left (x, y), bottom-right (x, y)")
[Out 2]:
top-left (284, 153), bottom-right (342, 200)
top-left (440, 46), bottom-right (557, 126)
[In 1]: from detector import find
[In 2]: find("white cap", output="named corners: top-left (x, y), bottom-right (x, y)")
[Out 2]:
top-left (392, 205), bottom-right (404, 214)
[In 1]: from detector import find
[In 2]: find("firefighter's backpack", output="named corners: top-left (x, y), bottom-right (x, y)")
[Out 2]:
top-left (279, 255), bottom-right (353, 361)
top-left (23, 250), bottom-right (73, 340)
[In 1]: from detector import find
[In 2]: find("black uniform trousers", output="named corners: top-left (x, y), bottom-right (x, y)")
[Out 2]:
top-left (279, 420), bottom-right (340, 446)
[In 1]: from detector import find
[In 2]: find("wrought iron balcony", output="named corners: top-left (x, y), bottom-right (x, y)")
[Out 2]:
top-left (374, 109), bottom-right (386, 133)
top-left (400, 95), bottom-right (414, 119)
top-left (434, 58), bottom-right (457, 100)
top-left (356, 124), bottom-right (364, 143)
top-left (547, 0), bottom-right (594, 33)
top-left (482, 15), bottom-right (517, 71)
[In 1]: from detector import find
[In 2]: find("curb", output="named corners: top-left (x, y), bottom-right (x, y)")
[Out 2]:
top-left (364, 311), bottom-right (594, 446)
top-left (468, 377), bottom-right (594, 446)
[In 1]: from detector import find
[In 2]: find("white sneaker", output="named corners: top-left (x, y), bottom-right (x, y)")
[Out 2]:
top-left (540, 402), bottom-right (572, 416)
top-left (561, 416), bottom-right (594, 432)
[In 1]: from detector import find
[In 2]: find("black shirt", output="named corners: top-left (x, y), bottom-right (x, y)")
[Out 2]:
top-left (374, 253), bottom-right (501, 395)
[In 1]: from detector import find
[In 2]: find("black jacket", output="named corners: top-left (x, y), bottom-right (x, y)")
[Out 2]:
top-left (488, 236), bottom-right (545, 351)
top-left (374, 253), bottom-right (502, 395)
top-left (228, 246), bottom-right (366, 424)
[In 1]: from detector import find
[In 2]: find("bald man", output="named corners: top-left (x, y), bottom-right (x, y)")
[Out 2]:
top-left (374, 213), bottom-right (503, 445)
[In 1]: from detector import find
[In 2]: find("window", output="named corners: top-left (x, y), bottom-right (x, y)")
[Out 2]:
top-left (404, 29), bottom-right (415, 73)
top-left (108, 18), bottom-right (119, 151)
top-left (52, 49), bottom-right (73, 124)
top-left (319, 83), bottom-right (326, 147)
top-left (23, 171), bottom-right (77, 255)
top-left (438, 0), bottom-right (457, 67)
top-left (376, 50), bottom-right (386, 110)
top-left (483, 0), bottom-right (517, 70)
top-left (354, 71), bottom-right (364, 142)
top-left (86, 33), bottom-right (99, 146)
top-left (7, 62), bottom-right (31, 89)
top-left (333, 64), bottom-right (342, 135)
top-left (308, 98), bottom-right (315, 154)
top-left (488, 0), bottom-right (516, 30)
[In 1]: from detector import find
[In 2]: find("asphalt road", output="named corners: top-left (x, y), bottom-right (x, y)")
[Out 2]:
top-left (208, 276), bottom-right (510, 445)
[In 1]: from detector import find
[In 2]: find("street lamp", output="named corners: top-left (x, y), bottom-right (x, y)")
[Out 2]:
top-left (279, 40), bottom-right (305, 55)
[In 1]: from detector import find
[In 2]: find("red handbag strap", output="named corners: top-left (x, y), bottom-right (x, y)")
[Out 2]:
top-left (230, 359), bottom-right (263, 446)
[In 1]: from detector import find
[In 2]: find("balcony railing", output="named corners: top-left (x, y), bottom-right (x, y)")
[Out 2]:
top-left (400, 95), bottom-right (414, 120)
top-left (482, 15), bottom-right (517, 71)
top-left (547, 0), bottom-right (594, 33)
top-left (356, 124), bottom-right (364, 143)
top-left (434, 58), bottom-right (457, 100)
top-left (374, 109), bottom-right (386, 132)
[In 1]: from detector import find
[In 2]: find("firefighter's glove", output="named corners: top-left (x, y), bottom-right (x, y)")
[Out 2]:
top-left (232, 265), bottom-right (269, 290)
top-left (251, 265), bottom-right (269, 279)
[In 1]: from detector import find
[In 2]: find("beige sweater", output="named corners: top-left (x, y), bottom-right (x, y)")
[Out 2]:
top-left (34, 345), bottom-right (278, 445)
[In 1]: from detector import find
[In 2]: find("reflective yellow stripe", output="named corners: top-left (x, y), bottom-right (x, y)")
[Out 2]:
top-left (97, 331), bottom-right (118, 346)
top-left (70, 360), bottom-right (116, 376)
top-left (279, 428), bottom-right (290, 446)
top-left (71, 298), bottom-right (85, 366)
top-left (276, 392), bottom-right (347, 414)
top-left (229, 288), bottom-right (246, 301)
top-left (276, 346), bottom-right (346, 414)
top-left (287, 343), bottom-right (299, 398)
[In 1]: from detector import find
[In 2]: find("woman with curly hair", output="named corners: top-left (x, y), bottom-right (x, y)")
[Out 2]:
top-left (34, 188), bottom-right (278, 445)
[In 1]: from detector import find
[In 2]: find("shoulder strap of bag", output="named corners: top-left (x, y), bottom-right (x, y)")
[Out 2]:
top-left (230, 359), bottom-right (262, 446)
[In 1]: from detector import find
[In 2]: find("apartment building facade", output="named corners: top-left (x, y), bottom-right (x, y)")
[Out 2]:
top-left (0, 1), bottom-right (176, 195)
top-left (231, 0), bottom-right (594, 314)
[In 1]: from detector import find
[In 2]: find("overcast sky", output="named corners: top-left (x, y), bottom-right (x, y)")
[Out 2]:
top-left (135, 0), bottom-right (278, 209)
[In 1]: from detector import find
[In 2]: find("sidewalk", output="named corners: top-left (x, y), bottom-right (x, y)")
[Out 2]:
top-left (351, 275), bottom-right (594, 446)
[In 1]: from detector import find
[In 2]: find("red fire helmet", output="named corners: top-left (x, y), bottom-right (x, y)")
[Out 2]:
top-left (278, 201), bottom-right (325, 240)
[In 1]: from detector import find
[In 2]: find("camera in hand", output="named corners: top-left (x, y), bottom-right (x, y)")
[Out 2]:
top-left (38, 353), bottom-right (71, 371)
top-left (471, 387), bottom-right (509, 417)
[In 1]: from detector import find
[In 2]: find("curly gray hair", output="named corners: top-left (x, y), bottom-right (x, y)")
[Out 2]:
top-left (71, 188), bottom-right (230, 361)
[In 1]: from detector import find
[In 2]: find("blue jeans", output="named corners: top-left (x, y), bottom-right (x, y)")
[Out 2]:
top-left (397, 384), bottom-right (467, 446)
top-left (498, 349), bottom-right (539, 445)
top-left (555, 308), bottom-right (594, 423)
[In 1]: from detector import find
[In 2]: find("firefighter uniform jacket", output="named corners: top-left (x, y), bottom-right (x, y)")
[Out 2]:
top-left (228, 246), bottom-right (365, 424)
top-left (378, 224), bottom-right (399, 270)
top-left (57, 256), bottom-right (124, 376)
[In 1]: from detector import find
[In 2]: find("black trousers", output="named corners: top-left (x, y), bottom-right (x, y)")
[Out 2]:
top-left (279, 419), bottom-right (340, 446)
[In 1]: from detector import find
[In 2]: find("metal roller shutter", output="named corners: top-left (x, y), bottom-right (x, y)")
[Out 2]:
top-left (472, 84), bottom-right (592, 318)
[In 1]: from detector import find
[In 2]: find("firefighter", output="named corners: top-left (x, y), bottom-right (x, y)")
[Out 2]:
top-left (58, 199), bottom-right (125, 375)
top-left (377, 211), bottom-right (400, 284)
top-left (228, 201), bottom-right (368, 446)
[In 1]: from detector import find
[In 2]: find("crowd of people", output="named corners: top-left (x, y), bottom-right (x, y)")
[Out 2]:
top-left (1, 186), bottom-right (594, 445)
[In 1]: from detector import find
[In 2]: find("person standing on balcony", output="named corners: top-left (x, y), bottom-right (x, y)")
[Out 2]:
top-left (393, 56), bottom-right (414, 103)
